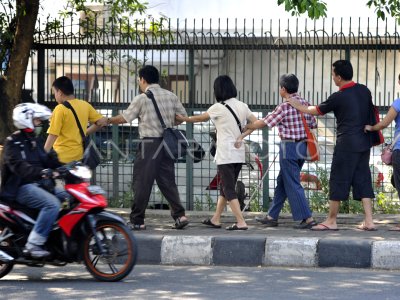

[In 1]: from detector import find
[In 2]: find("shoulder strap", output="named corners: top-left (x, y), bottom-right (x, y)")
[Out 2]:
top-left (146, 90), bottom-right (167, 129)
top-left (300, 112), bottom-right (311, 133)
top-left (221, 102), bottom-right (242, 132)
top-left (62, 101), bottom-right (86, 149)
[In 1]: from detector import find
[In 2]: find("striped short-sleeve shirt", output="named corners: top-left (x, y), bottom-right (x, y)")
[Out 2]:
top-left (122, 84), bottom-right (188, 138)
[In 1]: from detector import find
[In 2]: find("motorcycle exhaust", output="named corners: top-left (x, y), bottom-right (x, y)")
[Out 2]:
top-left (0, 249), bottom-right (14, 262)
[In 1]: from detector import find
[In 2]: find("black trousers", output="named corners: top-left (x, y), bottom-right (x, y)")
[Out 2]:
top-left (130, 138), bottom-right (185, 225)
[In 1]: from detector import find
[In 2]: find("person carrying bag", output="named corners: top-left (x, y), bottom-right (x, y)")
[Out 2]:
top-left (381, 134), bottom-right (400, 165)
top-left (209, 101), bottom-right (242, 157)
top-left (146, 90), bottom-right (189, 160)
top-left (300, 112), bottom-right (320, 161)
top-left (62, 101), bottom-right (101, 170)
top-left (45, 76), bottom-right (107, 166)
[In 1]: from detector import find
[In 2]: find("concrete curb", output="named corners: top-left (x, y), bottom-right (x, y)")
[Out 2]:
top-left (136, 235), bottom-right (400, 269)
top-left (110, 209), bottom-right (400, 269)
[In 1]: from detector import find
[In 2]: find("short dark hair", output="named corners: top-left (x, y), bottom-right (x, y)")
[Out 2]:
top-left (52, 76), bottom-right (74, 95)
top-left (138, 65), bottom-right (159, 84)
top-left (279, 74), bottom-right (299, 94)
top-left (332, 60), bottom-right (353, 81)
top-left (213, 75), bottom-right (237, 102)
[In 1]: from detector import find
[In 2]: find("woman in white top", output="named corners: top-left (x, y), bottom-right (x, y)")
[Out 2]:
top-left (176, 75), bottom-right (257, 230)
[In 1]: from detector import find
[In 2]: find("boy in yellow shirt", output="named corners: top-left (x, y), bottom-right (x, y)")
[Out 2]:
top-left (45, 76), bottom-right (107, 163)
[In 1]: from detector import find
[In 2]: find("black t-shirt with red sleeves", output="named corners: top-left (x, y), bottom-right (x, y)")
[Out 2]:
top-left (316, 82), bottom-right (372, 152)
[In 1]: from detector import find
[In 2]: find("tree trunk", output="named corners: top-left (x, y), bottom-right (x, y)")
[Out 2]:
top-left (0, 0), bottom-right (39, 143)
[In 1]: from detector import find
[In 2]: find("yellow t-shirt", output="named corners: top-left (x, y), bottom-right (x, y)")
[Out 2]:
top-left (47, 99), bottom-right (103, 163)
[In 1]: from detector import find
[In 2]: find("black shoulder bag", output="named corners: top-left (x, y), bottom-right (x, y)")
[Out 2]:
top-left (210, 102), bottom-right (242, 157)
top-left (145, 90), bottom-right (189, 160)
top-left (62, 101), bottom-right (101, 170)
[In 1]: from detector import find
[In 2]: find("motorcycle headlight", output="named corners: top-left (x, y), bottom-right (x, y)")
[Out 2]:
top-left (70, 166), bottom-right (92, 181)
top-left (87, 185), bottom-right (106, 195)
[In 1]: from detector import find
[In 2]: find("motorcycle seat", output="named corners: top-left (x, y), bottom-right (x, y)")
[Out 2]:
top-left (0, 199), bottom-right (40, 219)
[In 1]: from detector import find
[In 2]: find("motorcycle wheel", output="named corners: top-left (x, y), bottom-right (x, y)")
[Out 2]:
top-left (0, 261), bottom-right (13, 279)
top-left (0, 227), bottom-right (14, 279)
top-left (82, 221), bottom-right (137, 282)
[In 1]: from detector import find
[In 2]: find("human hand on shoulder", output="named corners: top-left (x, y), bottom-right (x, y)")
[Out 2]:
top-left (285, 96), bottom-right (298, 107)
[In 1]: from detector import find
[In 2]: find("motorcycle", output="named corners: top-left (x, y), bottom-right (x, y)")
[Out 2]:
top-left (0, 162), bottom-right (137, 282)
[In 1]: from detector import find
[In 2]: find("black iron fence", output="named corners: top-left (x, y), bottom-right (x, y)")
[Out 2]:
top-left (27, 17), bottom-right (400, 212)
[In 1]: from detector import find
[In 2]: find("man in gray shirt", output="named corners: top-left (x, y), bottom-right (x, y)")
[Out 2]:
top-left (108, 65), bottom-right (189, 230)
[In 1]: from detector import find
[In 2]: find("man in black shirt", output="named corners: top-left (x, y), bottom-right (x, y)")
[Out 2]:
top-left (287, 60), bottom-right (376, 231)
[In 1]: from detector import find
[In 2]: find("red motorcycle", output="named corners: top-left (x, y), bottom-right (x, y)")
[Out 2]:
top-left (0, 162), bottom-right (137, 281)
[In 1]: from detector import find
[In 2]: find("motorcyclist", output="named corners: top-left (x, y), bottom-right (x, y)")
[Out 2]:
top-left (0, 103), bottom-right (62, 258)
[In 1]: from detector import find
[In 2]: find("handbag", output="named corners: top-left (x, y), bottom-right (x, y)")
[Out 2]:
top-left (381, 134), bottom-right (400, 165)
top-left (62, 101), bottom-right (101, 170)
top-left (210, 102), bottom-right (242, 157)
top-left (209, 139), bottom-right (217, 157)
top-left (191, 140), bottom-right (206, 162)
top-left (369, 100), bottom-right (385, 146)
top-left (381, 145), bottom-right (393, 165)
top-left (146, 90), bottom-right (189, 160)
top-left (300, 112), bottom-right (320, 161)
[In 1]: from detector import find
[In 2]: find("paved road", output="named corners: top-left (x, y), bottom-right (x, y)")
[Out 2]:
top-left (2, 264), bottom-right (400, 299)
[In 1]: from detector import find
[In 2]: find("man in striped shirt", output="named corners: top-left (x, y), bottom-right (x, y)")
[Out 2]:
top-left (243, 74), bottom-right (317, 229)
top-left (108, 65), bottom-right (189, 230)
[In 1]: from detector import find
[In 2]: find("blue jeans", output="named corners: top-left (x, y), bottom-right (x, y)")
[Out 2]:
top-left (268, 141), bottom-right (312, 221)
top-left (16, 183), bottom-right (61, 246)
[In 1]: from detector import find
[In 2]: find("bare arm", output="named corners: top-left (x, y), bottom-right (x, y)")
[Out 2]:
top-left (176, 112), bottom-right (210, 123)
top-left (86, 117), bottom-right (108, 135)
top-left (95, 116), bottom-right (108, 127)
top-left (86, 124), bottom-right (100, 135)
top-left (244, 119), bottom-right (267, 131)
top-left (44, 134), bottom-right (58, 152)
top-left (108, 115), bottom-right (128, 125)
top-left (235, 114), bottom-right (258, 148)
top-left (365, 107), bottom-right (397, 131)
top-left (238, 114), bottom-right (258, 139)
top-left (286, 97), bottom-right (319, 115)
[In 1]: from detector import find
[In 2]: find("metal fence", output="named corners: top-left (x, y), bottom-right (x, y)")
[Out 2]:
top-left (28, 16), bottom-right (400, 212)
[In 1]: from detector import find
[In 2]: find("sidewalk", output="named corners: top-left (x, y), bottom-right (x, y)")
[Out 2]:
top-left (109, 208), bottom-right (400, 269)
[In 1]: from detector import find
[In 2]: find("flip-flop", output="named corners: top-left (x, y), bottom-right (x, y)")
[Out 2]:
top-left (226, 224), bottom-right (248, 231)
top-left (202, 219), bottom-right (222, 228)
top-left (293, 220), bottom-right (318, 229)
top-left (310, 223), bottom-right (339, 231)
top-left (357, 225), bottom-right (378, 231)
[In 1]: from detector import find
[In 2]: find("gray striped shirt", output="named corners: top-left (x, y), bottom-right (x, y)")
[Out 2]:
top-left (122, 84), bottom-right (188, 138)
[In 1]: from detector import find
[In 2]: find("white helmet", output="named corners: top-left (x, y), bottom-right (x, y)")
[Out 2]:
top-left (12, 103), bottom-right (52, 130)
